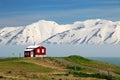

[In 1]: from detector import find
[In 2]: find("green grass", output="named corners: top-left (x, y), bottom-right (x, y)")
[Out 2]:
top-left (0, 58), bottom-right (52, 72)
top-left (72, 71), bottom-right (112, 79)
top-left (0, 57), bottom-right (21, 62)
top-left (0, 57), bottom-right (54, 80)
top-left (66, 55), bottom-right (91, 63)
top-left (65, 55), bottom-right (120, 71)
top-left (66, 65), bottom-right (85, 71)
top-left (114, 72), bottom-right (120, 75)
top-left (0, 55), bottom-right (120, 80)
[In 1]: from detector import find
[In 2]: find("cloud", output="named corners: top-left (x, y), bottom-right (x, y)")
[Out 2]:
top-left (0, 14), bottom-right (119, 27)
top-left (0, 7), bottom-right (120, 27)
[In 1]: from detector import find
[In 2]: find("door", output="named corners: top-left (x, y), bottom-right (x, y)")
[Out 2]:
top-left (31, 51), bottom-right (34, 57)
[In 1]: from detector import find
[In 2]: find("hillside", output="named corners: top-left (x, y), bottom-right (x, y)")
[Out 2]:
top-left (0, 55), bottom-right (120, 80)
top-left (0, 19), bottom-right (120, 45)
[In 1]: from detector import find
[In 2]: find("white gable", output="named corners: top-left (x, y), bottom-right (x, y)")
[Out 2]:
top-left (24, 48), bottom-right (34, 51)
top-left (26, 45), bottom-right (40, 49)
top-left (24, 45), bottom-right (40, 51)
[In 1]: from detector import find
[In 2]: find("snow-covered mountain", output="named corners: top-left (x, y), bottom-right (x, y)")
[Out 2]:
top-left (0, 19), bottom-right (120, 45)
top-left (43, 19), bottom-right (120, 44)
top-left (0, 20), bottom-right (72, 45)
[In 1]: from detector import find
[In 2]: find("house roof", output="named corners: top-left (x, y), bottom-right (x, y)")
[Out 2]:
top-left (24, 45), bottom-right (40, 51)
top-left (24, 45), bottom-right (45, 51)
top-left (26, 45), bottom-right (40, 49)
top-left (24, 48), bottom-right (34, 51)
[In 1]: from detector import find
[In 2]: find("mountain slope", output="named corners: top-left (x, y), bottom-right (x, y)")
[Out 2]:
top-left (0, 19), bottom-right (120, 45)
top-left (43, 19), bottom-right (120, 44)
top-left (0, 20), bottom-right (72, 45)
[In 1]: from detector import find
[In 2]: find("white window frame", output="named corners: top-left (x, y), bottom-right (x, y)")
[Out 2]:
top-left (42, 49), bottom-right (44, 53)
top-left (37, 49), bottom-right (40, 53)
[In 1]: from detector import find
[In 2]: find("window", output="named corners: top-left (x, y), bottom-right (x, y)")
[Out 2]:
top-left (37, 49), bottom-right (40, 53)
top-left (42, 49), bottom-right (44, 53)
top-left (25, 52), bottom-right (29, 56)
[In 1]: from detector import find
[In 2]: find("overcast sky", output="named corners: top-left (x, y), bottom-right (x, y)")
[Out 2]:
top-left (0, 0), bottom-right (120, 27)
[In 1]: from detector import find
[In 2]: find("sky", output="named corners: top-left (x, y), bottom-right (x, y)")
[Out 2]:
top-left (1, 44), bottom-right (120, 57)
top-left (0, 0), bottom-right (120, 27)
top-left (0, 0), bottom-right (120, 58)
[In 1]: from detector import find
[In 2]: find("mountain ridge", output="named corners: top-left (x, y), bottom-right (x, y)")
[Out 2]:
top-left (42, 19), bottom-right (120, 45)
top-left (0, 19), bottom-right (120, 45)
top-left (0, 20), bottom-right (72, 45)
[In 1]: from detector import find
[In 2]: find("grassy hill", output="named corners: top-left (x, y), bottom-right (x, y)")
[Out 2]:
top-left (0, 55), bottom-right (120, 80)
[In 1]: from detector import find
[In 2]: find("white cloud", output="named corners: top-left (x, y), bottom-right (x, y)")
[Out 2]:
top-left (0, 8), bottom-right (120, 27)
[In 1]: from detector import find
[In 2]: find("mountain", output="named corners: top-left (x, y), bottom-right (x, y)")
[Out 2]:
top-left (0, 20), bottom-right (72, 45)
top-left (0, 19), bottom-right (120, 45)
top-left (43, 19), bottom-right (120, 44)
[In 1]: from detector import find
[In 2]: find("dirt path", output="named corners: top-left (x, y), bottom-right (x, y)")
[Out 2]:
top-left (19, 58), bottom-right (66, 71)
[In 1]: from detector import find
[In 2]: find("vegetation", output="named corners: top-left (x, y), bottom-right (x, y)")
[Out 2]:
top-left (114, 72), bottom-right (120, 75)
top-left (0, 55), bottom-right (120, 80)
top-left (66, 65), bottom-right (84, 71)
top-left (72, 71), bottom-right (112, 80)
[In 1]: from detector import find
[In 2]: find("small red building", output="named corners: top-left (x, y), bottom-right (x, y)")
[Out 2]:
top-left (24, 45), bottom-right (46, 57)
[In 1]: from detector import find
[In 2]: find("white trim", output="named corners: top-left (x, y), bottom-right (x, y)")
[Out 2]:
top-left (26, 45), bottom-right (40, 49)
top-left (37, 49), bottom-right (40, 53)
top-left (24, 49), bottom-right (33, 51)
top-left (35, 55), bottom-right (46, 57)
top-left (31, 53), bottom-right (33, 57)
top-left (42, 49), bottom-right (44, 53)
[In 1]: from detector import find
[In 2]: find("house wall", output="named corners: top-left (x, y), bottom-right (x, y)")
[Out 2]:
top-left (24, 51), bottom-right (31, 57)
top-left (34, 46), bottom-right (46, 56)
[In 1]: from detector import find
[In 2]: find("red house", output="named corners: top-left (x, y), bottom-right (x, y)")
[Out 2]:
top-left (24, 45), bottom-right (46, 57)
